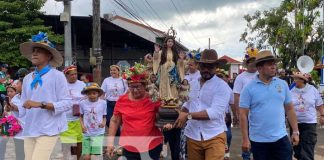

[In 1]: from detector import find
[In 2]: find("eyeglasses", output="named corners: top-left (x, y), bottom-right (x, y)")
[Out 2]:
top-left (129, 84), bottom-right (144, 90)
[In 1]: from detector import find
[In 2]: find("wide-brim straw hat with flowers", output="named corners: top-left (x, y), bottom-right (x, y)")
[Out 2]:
top-left (195, 49), bottom-right (227, 65)
top-left (122, 63), bottom-right (149, 83)
top-left (254, 50), bottom-right (281, 66)
top-left (81, 83), bottom-right (104, 96)
top-left (63, 65), bottom-right (77, 75)
top-left (19, 32), bottom-right (63, 67)
top-left (291, 72), bottom-right (311, 82)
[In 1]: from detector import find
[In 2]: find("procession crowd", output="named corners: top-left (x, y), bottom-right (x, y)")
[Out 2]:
top-left (0, 31), bottom-right (324, 160)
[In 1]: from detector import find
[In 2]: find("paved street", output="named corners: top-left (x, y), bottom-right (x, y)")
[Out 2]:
top-left (3, 126), bottom-right (324, 160)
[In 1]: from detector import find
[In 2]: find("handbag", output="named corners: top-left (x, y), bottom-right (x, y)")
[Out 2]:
top-left (72, 104), bottom-right (80, 116)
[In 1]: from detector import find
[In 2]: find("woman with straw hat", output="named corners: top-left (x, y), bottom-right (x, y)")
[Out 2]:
top-left (290, 72), bottom-right (324, 160)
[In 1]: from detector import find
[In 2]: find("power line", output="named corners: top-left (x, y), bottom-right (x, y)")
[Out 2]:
top-left (169, 0), bottom-right (203, 46)
top-left (143, 0), bottom-right (168, 28)
top-left (113, 0), bottom-right (160, 36)
top-left (131, 0), bottom-right (166, 31)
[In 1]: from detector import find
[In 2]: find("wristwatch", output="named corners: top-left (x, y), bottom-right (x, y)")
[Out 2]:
top-left (187, 113), bottom-right (192, 120)
top-left (41, 102), bottom-right (47, 109)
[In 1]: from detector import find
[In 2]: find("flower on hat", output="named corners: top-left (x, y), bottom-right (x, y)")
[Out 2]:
top-left (187, 49), bottom-right (201, 61)
top-left (31, 32), bottom-right (56, 49)
top-left (245, 47), bottom-right (258, 60)
top-left (123, 63), bottom-right (148, 83)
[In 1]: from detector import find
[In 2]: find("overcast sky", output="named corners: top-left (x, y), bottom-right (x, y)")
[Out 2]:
top-left (42, 0), bottom-right (283, 61)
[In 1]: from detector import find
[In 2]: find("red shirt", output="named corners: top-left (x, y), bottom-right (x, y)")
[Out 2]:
top-left (113, 94), bottom-right (163, 152)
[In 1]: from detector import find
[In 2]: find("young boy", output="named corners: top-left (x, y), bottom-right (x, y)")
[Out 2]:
top-left (80, 83), bottom-right (107, 160)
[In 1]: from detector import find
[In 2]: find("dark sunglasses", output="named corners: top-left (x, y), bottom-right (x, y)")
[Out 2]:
top-left (198, 63), bottom-right (216, 69)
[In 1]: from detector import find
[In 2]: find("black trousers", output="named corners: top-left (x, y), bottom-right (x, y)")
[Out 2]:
top-left (163, 128), bottom-right (181, 160)
top-left (292, 123), bottom-right (317, 160)
top-left (122, 144), bottom-right (162, 160)
top-left (251, 135), bottom-right (293, 160)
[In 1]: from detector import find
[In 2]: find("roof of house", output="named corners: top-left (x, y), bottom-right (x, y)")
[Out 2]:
top-left (109, 15), bottom-right (189, 51)
top-left (219, 55), bottom-right (242, 64)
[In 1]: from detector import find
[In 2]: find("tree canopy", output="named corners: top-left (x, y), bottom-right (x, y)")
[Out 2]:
top-left (0, 0), bottom-right (63, 67)
top-left (240, 0), bottom-right (323, 69)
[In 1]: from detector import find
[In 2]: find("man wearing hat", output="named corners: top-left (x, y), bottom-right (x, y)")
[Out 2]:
top-left (60, 65), bottom-right (86, 160)
top-left (239, 50), bottom-right (299, 160)
top-left (175, 49), bottom-right (232, 160)
top-left (15, 32), bottom-right (72, 160)
top-left (233, 48), bottom-right (258, 159)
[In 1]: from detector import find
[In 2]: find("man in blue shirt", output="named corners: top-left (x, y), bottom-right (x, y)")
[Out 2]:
top-left (239, 50), bottom-right (299, 160)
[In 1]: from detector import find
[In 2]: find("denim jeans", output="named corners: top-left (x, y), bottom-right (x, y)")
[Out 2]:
top-left (226, 125), bottom-right (232, 148)
top-left (293, 123), bottom-right (317, 160)
top-left (251, 135), bottom-right (293, 160)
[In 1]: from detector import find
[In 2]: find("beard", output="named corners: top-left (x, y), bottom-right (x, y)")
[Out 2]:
top-left (201, 71), bottom-right (214, 81)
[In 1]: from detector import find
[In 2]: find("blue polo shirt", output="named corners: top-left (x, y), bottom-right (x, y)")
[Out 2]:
top-left (240, 76), bottom-right (292, 142)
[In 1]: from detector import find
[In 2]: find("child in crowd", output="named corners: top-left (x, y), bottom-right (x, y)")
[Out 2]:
top-left (80, 83), bottom-right (107, 160)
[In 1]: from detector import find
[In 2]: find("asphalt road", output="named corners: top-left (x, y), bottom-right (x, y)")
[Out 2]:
top-left (3, 126), bottom-right (324, 160)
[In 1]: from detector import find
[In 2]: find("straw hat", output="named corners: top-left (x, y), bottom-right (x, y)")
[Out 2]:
top-left (19, 32), bottom-right (63, 67)
top-left (195, 49), bottom-right (227, 65)
top-left (254, 50), bottom-right (281, 66)
top-left (81, 83), bottom-right (103, 96)
top-left (291, 72), bottom-right (311, 81)
top-left (63, 65), bottom-right (77, 75)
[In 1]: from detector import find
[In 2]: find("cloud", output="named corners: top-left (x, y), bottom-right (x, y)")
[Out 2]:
top-left (41, 0), bottom-right (282, 59)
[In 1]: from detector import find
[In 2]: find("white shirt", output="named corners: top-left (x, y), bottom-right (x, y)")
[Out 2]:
top-left (101, 77), bottom-right (128, 101)
top-left (184, 76), bottom-right (231, 141)
top-left (11, 94), bottom-right (24, 139)
top-left (291, 84), bottom-right (323, 123)
top-left (184, 70), bottom-right (201, 84)
top-left (17, 68), bottom-right (72, 137)
top-left (80, 99), bottom-right (107, 136)
top-left (233, 71), bottom-right (258, 94)
top-left (66, 80), bottom-right (86, 121)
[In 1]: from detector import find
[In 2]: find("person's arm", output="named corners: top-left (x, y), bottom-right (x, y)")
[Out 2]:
top-left (80, 114), bottom-right (87, 133)
top-left (106, 115), bottom-right (122, 158)
top-left (175, 86), bottom-right (231, 128)
top-left (285, 102), bottom-right (299, 146)
top-left (234, 93), bottom-right (240, 123)
top-left (49, 73), bottom-right (73, 115)
top-left (318, 105), bottom-right (324, 125)
top-left (314, 88), bottom-right (324, 125)
top-left (101, 79), bottom-right (107, 99)
top-left (240, 108), bottom-right (250, 152)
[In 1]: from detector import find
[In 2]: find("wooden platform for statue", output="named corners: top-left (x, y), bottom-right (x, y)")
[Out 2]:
top-left (155, 106), bottom-right (180, 128)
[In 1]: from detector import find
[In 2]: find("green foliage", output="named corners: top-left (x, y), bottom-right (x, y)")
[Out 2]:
top-left (240, 0), bottom-right (324, 70)
top-left (0, 0), bottom-right (63, 67)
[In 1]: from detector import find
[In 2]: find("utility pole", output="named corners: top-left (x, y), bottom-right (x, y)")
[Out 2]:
top-left (208, 38), bottom-right (210, 49)
top-left (92, 0), bottom-right (102, 84)
top-left (55, 0), bottom-right (73, 67)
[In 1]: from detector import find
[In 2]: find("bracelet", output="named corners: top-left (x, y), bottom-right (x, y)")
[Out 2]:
top-left (292, 131), bottom-right (300, 136)
top-left (321, 115), bottom-right (324, 117)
